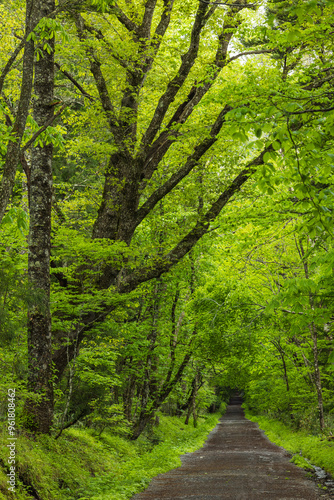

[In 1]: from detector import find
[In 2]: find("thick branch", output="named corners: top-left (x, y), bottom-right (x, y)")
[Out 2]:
top-left (199, 0), bottom-right (257, 5)
top-left (151, 0), bottom-right (175, 55)
top-left (140, 0), bottom-right (211, 149)
top-left (138, 0), bottom-right (158, 38)
top-left (139, 9), bottom-right (243, 179)
top-left (112, 2), bottom-right (139, 32)
top-left (227, 49), bottom-right (273, 63)
top-left (52, 147), bottom-right (270, 380)
top-left (74, 14), bottom-right (119, 135)
top-left (136, 105), bottom-right (232, 227)
top-left (120, 146), bottom-right (272, 292)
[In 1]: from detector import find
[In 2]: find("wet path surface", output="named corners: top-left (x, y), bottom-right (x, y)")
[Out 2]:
top-left (132, 398), bottom-right (332, 499)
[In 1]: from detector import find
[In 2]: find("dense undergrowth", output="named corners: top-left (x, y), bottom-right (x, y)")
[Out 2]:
top-left (0, 412), bottom-right (222, 500)
top-left (246, 411), bottom-right (334, 476)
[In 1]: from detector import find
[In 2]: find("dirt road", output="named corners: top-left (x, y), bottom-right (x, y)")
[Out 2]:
top-left (132, 399), bottom-right (332, 499)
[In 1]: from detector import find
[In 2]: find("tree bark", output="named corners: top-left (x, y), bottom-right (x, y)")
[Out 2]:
top-left (24, 0), bottom-right (55, 434)
top-left (309, 322), bottom-right (325, 431)
top-left (185, 374), bottom-right (198, 426)
top-left (0, 0), bottom-right (36, 223)
top-left (297, 238), bottom-right (325, 431)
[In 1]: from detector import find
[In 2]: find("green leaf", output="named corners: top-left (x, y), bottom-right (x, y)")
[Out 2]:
top-left (263, 152), bottom-right (271, 163)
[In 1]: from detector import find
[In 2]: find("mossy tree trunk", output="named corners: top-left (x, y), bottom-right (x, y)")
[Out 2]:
top-left (25, 0), bottom-right (55, 434)
top-left (309, 322), bottom-right (325, 431)
top-left (0, 0), bottom-right (36, 222)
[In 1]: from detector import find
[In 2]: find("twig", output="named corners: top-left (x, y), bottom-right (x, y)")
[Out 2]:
top-left (55, 62), bottom-right (95, 101)
top-left (21, 103), bottom-right (67, 152)
top-left (199, 0), bottom-right (257, 6)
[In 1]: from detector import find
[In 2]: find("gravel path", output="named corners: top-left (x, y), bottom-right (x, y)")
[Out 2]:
top-left (132, 399), bottom-right (333, 499)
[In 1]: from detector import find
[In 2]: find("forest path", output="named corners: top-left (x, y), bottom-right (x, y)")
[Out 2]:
top-left (132, 397), bottom-right (332, 500)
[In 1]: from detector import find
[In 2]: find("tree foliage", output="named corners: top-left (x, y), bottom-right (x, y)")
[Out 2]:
top-left (0, 0), bottom-right (333, 444)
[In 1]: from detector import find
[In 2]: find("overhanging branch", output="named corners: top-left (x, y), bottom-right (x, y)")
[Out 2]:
top-left (136, 105), bottom-right (232, 228)
top-left (21, 103), bottom-right (67, 153)
top-left (119, 145), bottom-right (272, 292)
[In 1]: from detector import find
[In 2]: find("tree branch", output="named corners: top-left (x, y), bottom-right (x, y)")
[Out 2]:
top-left (199, 0), bottom-right (257, 6)
top-left (151, 0), bottom-right (175, 55)
top-left (285, 106), bottom-right (334, 115)
top-left (55, 62), bottom-right (95, 101)
top-left (158, 349), bottom-right (193, 404)
top-left (138, 0), bottom-right (158, 38)
top-left (73, 13), bottom-right (119, 135)
top-left (139, 8), bottom-right (245, 177)
top-left (136, 105), bottom-right (232, 227)
top-left (21, 103), bottom-right (67, 153)
top-left (227, 49), bottom-right (273, 63)
top-left (281, 308), bottom-right (305, 316)
top-left (139, 0), bottom-right (211, 149)
top-left (112, 2), bottom-right (139, 32)
top-left (120, 146), bottom-right (272, 292)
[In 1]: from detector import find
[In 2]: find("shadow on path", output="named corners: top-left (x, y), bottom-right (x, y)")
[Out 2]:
top-left (132, 395), bottom-right (332, 499)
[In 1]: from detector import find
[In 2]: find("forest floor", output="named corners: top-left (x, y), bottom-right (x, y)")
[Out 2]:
top-left (132, 399), bottom-right (334, 500)
top-left (0, 412), bottom-right (222, 499)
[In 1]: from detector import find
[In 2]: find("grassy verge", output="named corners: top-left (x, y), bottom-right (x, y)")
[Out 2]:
top-left (0, 411), bottom-right (222, 500)
top-left (245, 411), bottom-right (334, 475)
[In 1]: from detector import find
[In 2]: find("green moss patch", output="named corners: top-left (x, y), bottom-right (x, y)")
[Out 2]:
top-left (0, 412), bottom-right (221, 500)
top-left (245, 412), bottom-right (334, 476)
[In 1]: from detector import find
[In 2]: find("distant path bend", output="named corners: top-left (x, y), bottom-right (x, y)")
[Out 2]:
top-left (132, 397), bottom-right (332, 499)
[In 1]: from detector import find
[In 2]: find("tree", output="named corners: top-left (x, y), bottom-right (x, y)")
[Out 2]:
top-left (0, 0), bottom-right (36, 222)
top-left (23, 0), bottom-right (56, 433)
top-left (49, 0), bottom-right (273, 392)
top-left (44, 0), bottom-right (334, 432)
top-left (1, 0), bottom-right (334, 437)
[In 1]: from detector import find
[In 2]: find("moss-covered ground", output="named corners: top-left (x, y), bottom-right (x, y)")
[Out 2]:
top-left (246, 411), bottom-right (334, 476)
top-left (0, 412), bottom-right (221, 500)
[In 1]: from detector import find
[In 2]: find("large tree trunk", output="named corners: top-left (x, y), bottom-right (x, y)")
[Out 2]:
top-left (309, 322), bottom-right (325, 431)
top-left (0, 0), bottom-right (36, 223)
top-left (24, 0), bottom-right (55, 434)
top-left (298, 238), bottom-right (325, 432)
top-left (185, 370), bottom-right (201, 427)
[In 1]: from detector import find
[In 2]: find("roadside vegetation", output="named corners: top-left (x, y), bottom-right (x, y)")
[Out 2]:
top-left (0, 412), bottom-right (222, 500)
top-left (246, 412), bottom-right (334, 477)
top-left (0, 0), bottom-right (334, 497)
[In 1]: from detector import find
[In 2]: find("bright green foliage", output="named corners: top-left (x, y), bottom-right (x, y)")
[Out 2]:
top-left (85, 413), bottom-right (222, 500)
top-left (0, 0), bottom-right (334, 491)
top-left (290, 454), bottom-right (314, 471)
top-left (188, 185), bottom-right (334, 431)
top-left (246, 412), bottom-right (334, 476)
top-left (0, 412), bottom-right (221, 499)
top-left (0, 209), bottom-right (30, 423)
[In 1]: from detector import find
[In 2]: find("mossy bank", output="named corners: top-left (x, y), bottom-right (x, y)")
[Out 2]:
top-left (0, 412), bottom-right (222, 500)
top-left (246, 412), bottom-right (334, 477)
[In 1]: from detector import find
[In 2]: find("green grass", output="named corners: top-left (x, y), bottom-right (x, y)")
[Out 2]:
top-left (0, 411), bottom-right (222, 500)
top-left (245, 411), bottom-right (334, 476)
